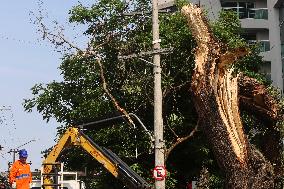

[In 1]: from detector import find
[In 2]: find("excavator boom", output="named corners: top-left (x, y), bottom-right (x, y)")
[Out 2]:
top-left (42, 127), bottom-right (150, 189)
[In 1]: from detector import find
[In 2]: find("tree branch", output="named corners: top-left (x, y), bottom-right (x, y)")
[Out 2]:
top-left (165, 123), bottom-right (198, 161)
top-left (97, 59), bottom-right (135, 126)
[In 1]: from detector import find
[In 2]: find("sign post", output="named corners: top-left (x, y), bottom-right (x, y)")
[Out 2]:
top-left (152, 0), bottom-right (165, 188)
top-left (153, 166), bottom-right (167, 181)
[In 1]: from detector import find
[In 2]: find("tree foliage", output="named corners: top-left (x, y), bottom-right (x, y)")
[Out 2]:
top-left (24, 0), bottom-right (283, 188)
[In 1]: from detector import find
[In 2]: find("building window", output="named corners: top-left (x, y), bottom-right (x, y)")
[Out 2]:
top-left (241, 33), bottom-right (257, 41)
top-left (241, 34), bottom-right (270, 52)
top-left (259, 61), bottom-right (271, 81)
top-left (221, 1), bottom-right (268, 19)
top-left (247, 40), bottom-right (270, 52)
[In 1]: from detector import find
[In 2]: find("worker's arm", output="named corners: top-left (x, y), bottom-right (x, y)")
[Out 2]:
top-left (28, 165), bottom-right (32, 183)
top-left (9, 162), bottom-right (17, 184)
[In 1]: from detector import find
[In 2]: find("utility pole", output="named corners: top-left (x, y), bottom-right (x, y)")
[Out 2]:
top-left (118, 2), bottom-right (169, 187)
top-left (8, 139), bottom-right (36, 164)
top-left (8, 149), bottom-right (19, 163)
top-left (152, 0), bottom-right (165, 188)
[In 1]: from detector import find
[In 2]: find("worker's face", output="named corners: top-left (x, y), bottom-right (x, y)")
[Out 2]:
top-left (19, 157), bottom-right (27, 163)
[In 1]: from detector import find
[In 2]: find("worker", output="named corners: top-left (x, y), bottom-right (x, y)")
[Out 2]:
top-left (9, 149), bottom-right (32, 189)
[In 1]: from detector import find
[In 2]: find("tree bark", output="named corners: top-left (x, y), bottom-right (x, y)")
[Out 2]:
top-left (182, 4), bottom-right (274, 188)
top-left (238, 75), bottom-right (284, 186)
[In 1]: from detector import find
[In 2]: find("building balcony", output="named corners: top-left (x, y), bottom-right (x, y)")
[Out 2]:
top-left (250, 8), bottom-right (268, 19)
top-left (222, 8), bottom-right (268, 19)
top-left (260, 51), bottom-right (271, 62)
top-left (247, 40), bottom-right (271, 61)
top-left (240, 19), bottom-right (269, 29)
top-left (223, 7), bottom-right (269, 29)
top-left (248, 40), bottom-right (270, 52)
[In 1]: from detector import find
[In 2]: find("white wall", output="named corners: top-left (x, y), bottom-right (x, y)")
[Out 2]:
top-left (268, 1), bottom-right (283, 91)
top-left (255, 0), bottom-right (267, 8)
top-left (199, 0), bottom-right (222, 20)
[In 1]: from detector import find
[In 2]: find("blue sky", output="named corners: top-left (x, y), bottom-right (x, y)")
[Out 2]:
top-left (0, 0), bottom-right (92, 172)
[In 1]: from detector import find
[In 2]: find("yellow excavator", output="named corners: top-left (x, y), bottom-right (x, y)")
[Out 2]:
top-left (42, 115), bottom-right (152, 189)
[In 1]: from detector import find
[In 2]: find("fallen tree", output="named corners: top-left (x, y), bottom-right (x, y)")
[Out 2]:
top-left (182, 4), bottom-right (278, 188)
top-left (25, 1), bottom-right (283, 188)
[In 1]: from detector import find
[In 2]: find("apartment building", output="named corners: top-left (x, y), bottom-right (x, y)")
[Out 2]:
top-left (158, 0), bottom-right (284, 92)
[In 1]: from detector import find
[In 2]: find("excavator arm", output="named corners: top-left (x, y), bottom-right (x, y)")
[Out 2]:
top-left (42, 127), bottom-right (150, 189)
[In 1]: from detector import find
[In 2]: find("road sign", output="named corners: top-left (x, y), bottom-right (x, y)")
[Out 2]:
top-left (153, 166), bottom-right (167, 180)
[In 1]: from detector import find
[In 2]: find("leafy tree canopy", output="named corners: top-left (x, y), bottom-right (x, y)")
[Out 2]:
top-left (24, 0), bottom-right (283, 188)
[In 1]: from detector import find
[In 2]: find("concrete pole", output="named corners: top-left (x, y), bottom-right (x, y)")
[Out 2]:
top-left (268, 1), bottom-right (283, 92)
top-left (8, 149), bottom-right (18, 163)
top-left (152, 0), bottom-right (165, 189)
top-left (13, 150), bottom-right (16, 163)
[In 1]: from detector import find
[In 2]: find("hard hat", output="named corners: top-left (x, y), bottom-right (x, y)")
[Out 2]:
top-left (19, 149), bottom-right (28, 158)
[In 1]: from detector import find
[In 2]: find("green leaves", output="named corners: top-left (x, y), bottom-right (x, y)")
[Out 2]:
top-left (69, 0), bottom-right (126, 24)
top-left (212, 10), bottom-right (246, 48)
top-left (24, 0), bottom-right (281, 188)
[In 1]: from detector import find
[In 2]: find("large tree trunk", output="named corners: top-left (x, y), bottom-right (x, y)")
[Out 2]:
top-left (182, 4), bottom-right (274, 188)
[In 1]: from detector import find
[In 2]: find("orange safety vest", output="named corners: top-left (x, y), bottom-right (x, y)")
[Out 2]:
top-left (9, 160), bottom-right (32, 189)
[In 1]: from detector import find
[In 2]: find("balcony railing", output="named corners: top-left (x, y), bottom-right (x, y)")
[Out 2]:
top-left (248, 40), bottom-right (270, 52)
top-left (223, 7), bottom-right (268, 20)
top-left (250, 8), bottom-right (268, 19)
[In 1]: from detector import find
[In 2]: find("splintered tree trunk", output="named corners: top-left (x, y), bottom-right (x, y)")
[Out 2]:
top-left (182, 4), bottom-right (274, 188)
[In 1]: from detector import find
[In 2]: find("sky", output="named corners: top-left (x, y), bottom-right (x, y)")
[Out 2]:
top-left (0, 0), bottom-right (92, 172)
